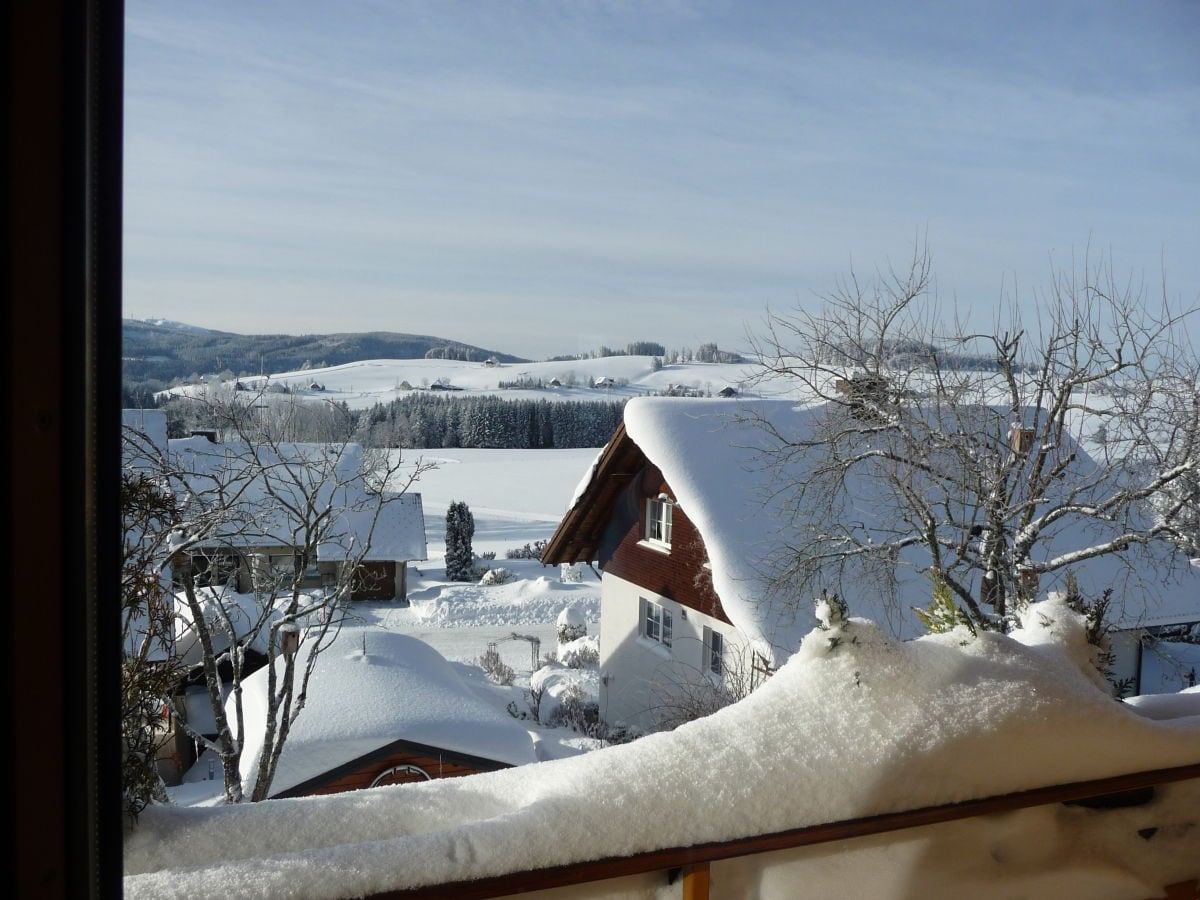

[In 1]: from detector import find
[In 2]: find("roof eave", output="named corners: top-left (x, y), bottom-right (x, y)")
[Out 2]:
top-left (541, 421), bottom-right (644, 565)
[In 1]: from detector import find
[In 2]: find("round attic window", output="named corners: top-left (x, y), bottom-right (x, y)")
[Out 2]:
top-left (369, 764), bottom-right (433, 788)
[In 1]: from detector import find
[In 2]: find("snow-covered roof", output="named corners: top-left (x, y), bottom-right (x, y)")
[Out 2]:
top-left (122, 408), bottom-right (169, 464)
top-left (168, 438), bottom-right (426, 562)
top-left (124, 599), bottom-right (1200, 897)
top-left (331, 491), bottom-right (427, 562)
top-left (551, 397), bottom-right (1200, 665)
top-left (236, 628), bottom-right (537, 797)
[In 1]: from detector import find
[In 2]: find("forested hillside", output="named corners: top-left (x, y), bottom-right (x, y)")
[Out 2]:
top-left (122, 319), bottom-right (525, 385)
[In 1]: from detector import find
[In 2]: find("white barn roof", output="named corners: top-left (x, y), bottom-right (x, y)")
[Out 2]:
top-left (169, 438), bottom-right (426, 562)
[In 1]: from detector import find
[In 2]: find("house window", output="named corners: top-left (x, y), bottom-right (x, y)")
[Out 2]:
top-left (705, 627), bottom-right (724, 676)
top-left (645, 495), bottom-right (673, 548)
top-left (190, 551), bottom-right (239, 588)
top-left (641, 598), bottom-right (673, 648)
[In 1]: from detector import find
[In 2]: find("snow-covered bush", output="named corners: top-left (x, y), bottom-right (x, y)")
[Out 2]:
top-left (505, 540), bottom-right (547, 560)
top-left (559, 562), bottom-right (582, 583)
top-left (546, 683), bottom-right (601, 735)
top-left (556, 605), bottom-right (588, 645)
top-left (479, 567), bottom-right (514, 586)
top-left (529, 661), bottom-right (600, 731)
top-left (478, 648), bottom-right (515, 686)
top-left (558, 635), bottom-right (599, 669)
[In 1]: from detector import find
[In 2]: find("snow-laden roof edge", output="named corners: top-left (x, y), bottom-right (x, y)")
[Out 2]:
top-left (236, 628), bottom-right (537, 797)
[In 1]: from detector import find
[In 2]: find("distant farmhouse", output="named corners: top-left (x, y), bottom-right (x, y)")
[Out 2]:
top-left (544, 398), bottom-right (1200, 730)
top-left (169, 433), bottom-right (426, 602)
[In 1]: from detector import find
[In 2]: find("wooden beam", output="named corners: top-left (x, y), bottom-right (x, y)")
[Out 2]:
top-left (680, 863), bottom-right (710, 900)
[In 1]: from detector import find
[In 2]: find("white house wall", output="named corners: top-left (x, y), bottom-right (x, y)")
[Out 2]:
top-left (598, 571), bottom-right (752, 732)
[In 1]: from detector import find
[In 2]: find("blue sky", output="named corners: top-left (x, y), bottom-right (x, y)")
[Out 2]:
top-left (123, 1), bottom-right (1200, 361)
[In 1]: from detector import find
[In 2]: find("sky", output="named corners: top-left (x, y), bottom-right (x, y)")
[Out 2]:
top-left (123, 1), bottom-right (1200, 361)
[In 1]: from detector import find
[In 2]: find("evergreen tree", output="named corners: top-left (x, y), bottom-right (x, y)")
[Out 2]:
top-left (444, 500), bottom-right (476, 581)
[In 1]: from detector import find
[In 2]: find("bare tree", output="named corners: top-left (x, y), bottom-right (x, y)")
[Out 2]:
top-left (641, 640), bottom-right (763, 731)
top-left (747, 242), bottom-right (1200, 632)
top-left (123, 395), bottom-right (432, 804)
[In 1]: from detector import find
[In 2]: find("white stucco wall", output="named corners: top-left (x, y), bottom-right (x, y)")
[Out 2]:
top-left (598, 571), bottom-right (753, 732)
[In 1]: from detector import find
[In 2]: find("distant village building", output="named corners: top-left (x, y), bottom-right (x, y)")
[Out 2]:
top-left (167, 436), bottom-right (427, 603)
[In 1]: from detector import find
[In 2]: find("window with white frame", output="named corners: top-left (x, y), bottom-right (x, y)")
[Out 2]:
top-left (645, 495), bottom-right (673, 548)
top-left (704, 626), bottom-right (724, 676)
top-left (641, 598), bottom-right (673, 647)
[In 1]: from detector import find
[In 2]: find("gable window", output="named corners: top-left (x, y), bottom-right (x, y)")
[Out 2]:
top-left (645, 495), bottom-right (673, 548)
top-left (641, 598), bottom-right (673, 648)
top-left (704, 627), bottom-right (724, 676)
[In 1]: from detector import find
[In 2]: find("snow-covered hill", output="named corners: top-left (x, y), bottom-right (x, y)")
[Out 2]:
top-left (159, 355), bottom-right (774, 410)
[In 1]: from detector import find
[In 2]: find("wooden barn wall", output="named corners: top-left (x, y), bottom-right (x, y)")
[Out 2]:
top-left (352, 560), bottom-right (397, 601)
top-left (309, 750), bottom-right (484, 796)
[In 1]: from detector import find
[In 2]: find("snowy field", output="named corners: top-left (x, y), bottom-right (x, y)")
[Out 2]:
top-left (378, 446), bottom-right (601, 670)
top-left (162, 354), bottom-right (777, 410)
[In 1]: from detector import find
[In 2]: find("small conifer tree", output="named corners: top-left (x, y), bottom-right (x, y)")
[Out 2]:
top-left (444, 500), bottom-right (476, 581)
top-left (915, 570), bottom-right (977, 637)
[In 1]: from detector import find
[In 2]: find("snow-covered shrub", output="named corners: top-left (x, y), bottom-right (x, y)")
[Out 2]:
top-left (479, 567), bottom-right (514, 586)
top-left (546, 684), bottom-right (601, 735)
top-left (529, 661), bottom-right (600, 730)
top-left (505, 540), bottom-right (547, 560)
top-left (478, 550), bottom-right (496, 561)
top-left (559, 562), bottom-right (582, 583)
top-left (560, 642), bottom-right (599, 670)
top-left (558, 634), bottom-right (600, 669)
top-left (556, 605), bottom-right (588, 645)
top-left (477, 647), bottom-right (515, 686)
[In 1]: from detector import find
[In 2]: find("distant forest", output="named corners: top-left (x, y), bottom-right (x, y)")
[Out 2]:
top-left (356, 394), bottom-right (625, 449)
top-left (160, 391), bottom-right (627, 451)
top-left (125, 321), bottom-right (747, 448)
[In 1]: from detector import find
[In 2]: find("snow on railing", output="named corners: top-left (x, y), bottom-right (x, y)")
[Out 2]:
top-left (370, 761), bottom-right (1200, 900)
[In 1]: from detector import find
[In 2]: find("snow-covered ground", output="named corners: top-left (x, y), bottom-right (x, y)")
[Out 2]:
top-left (380, 445), bottom-right (602, 671)
top-left (167, 446), bottom-right (607, 807)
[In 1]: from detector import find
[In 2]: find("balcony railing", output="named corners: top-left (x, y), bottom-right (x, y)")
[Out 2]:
top-left (370, 761), bottom-right (1200, 900)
